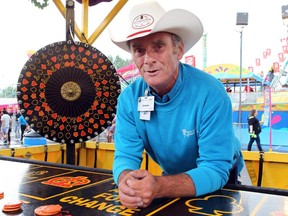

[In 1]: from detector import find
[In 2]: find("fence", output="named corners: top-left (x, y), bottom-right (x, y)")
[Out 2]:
top-left (229, 92), bottom-right (264, 106)
top-left (233, 123), bottom-right (288, 150)
top-left (233, 123), bottom-right (249, 145)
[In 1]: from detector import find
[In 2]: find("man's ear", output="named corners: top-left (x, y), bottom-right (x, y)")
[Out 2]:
top-left (177, 42), bottom-right (184, 60)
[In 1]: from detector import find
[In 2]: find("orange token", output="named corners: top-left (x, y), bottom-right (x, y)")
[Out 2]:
top-left (34, 204), bottom-right (62, 216)
top-left (0, 192), bottom-right (4, 199)
top-left (3, 200), bottom-right (23, 209)
top-left (2, 206), bottom-right (22, 213)
top-left (2, 200), bottom-right (23, 213)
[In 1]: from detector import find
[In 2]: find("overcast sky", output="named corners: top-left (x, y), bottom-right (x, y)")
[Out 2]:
top-left (0, 0), bottom-right (287, 88)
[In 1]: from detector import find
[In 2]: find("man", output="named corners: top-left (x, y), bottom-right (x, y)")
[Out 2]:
top-left (109, 0), bottom-right (243, 209)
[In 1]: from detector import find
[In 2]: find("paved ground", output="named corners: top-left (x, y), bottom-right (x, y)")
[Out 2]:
top-left (241, 143), bottom-right (288, 152)
top-left (0, 131), bottom-right (23, 149)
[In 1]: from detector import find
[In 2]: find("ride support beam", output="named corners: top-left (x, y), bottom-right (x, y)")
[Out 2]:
top-left (52, 0), bottom-right (128, 45)
top-left (81, 0), bottom-right (89, 40)
top-left (88, 0), bottom-right (128, 44)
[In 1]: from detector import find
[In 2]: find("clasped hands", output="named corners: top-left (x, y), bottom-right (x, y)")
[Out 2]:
top-left (118, 170), bottom-right (159, 209)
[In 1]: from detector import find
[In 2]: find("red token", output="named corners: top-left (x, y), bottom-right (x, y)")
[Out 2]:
top-left (34, 204), bottom-right (62, 216)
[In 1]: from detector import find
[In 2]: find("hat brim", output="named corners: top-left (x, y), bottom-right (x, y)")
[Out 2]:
top-left (110, 9), bottom-right (203, 54)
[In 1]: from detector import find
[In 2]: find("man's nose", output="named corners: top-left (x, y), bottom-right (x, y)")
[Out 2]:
top-left (144, 49), bottom-right (156, 64)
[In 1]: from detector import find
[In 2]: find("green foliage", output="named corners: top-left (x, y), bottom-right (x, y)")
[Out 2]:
top-left (0, 86), bottom-right (17, 98)
top-left (107, 55), bottom-right (130, 70)
top-left (30, 0), bottom-right (49, 9)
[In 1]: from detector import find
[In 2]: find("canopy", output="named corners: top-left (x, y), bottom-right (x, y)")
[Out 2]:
top-left (203, 64), bottom-right (264, 84)
top-left (116, 64), bottom-right (140, 89)
top-left (0, 98), bottom-right (18, 112)
top-left (116, 63), bottom-right (267, 89)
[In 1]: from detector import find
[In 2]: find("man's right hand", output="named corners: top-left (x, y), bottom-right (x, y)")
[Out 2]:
top-left (118, 170), bottom-right (159, 209)
top-left (117, 170), bottom-right (144, 209)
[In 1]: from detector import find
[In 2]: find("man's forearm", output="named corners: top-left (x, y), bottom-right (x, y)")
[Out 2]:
top-left (118, 170), bottom-right (196, 198)
top-left (154, 173), bottom-right (196, 198)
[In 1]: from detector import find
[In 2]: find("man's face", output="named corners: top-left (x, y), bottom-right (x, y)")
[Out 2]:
top-left (129, 32), bottom-right (184, 96)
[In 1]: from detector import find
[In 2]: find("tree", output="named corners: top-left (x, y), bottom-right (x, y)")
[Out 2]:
top-left (0, 86), bottom-right (17, 98)
top-left (107, 55), bottom-right (130, 70)
top-left (30, 0), bottom-right (49, 9)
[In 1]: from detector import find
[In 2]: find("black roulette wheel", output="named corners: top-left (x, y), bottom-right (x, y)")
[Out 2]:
top-left (17, 40), bottom-right (121, 144)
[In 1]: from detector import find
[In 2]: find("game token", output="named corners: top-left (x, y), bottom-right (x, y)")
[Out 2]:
top-left (34, 204), bottom-right (62, 216)
top-left (2, 206), bottom-right (22, 213)
top-left (2, 200), bottom-right (23, 213)
top-left (0, 192), bottom-right (4, 199)
top-left (3, 200), bottom-right (23, 208)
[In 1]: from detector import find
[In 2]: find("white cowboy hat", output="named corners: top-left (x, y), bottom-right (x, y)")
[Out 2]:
top-left (109, 0), bottom-right (203, 54)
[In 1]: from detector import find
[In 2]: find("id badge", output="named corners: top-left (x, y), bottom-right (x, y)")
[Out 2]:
top-left (138, 96), bottom-right (155, 112)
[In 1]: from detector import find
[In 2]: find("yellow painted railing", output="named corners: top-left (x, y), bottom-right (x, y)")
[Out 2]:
top-left (0, 142), bottom-right (163, 176)
top-left (242, 151), bottom-right (288, 190)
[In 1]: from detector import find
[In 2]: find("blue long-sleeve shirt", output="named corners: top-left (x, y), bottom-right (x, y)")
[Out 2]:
top-left (113, 63), bottom-right (243, 196)
top-left (18, 115), bottom-right (28, 126)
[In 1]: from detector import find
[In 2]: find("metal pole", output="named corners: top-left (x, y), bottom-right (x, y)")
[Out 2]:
top-left (66, 0), bottom-right (75, 42)
top-left (238, 28), bottom-right (243, 123)
top-left (66, 0), bottom-right (75, 165)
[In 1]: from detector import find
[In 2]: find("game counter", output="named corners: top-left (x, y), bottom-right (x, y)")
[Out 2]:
top-left (0, 156), bottom-right (287, 216)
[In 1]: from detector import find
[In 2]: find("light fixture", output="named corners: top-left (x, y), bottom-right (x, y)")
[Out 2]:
top-left (282, 5), bottom-right (288, 26)
top-left (236, 12), bottom-right (248, 124)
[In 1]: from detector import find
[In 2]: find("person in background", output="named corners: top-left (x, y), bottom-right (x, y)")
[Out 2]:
top-left (247, 109), bottom-right (263, 152)
top-left (107, 116), bottom-right (116, 143)
top-left (1, 109), bottom-right (11, 144)
top-left (244, 85), bottom-right (254, 92)
top-left (18, 114), bottom-right (28, 143)
top-left (15, 110), bottom-right (21, 139)
top-left (106, 125), bottom-right (112, 143)
top-left (0, 110), bottom-right (3, 141)
top-left (7, 112), bottom-right (13, 145)
top-left (109, 0), bottom-right (243, 209)
top-left (268, 67), bottom-right (275, 83)
top-left (226, 87), bottom-right (232, 92)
